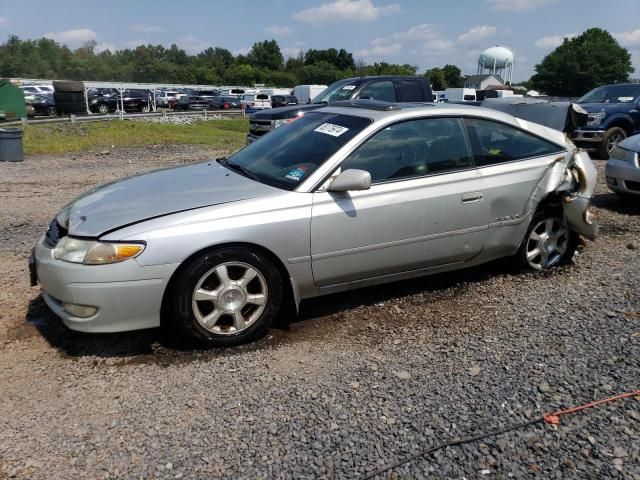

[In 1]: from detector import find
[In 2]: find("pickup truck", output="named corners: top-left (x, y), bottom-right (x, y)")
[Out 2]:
top-left (571, 83), bottom-right (640, 158)
top-left (247, 76), bottom-right (433, 143)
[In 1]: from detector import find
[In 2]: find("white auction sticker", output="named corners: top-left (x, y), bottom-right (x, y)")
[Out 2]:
top-left (341, 85), bottom-right (356, 91)
top-left (314, 123), bottom-right (349, 137)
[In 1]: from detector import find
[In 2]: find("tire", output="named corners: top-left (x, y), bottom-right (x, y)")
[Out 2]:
top-left (223, 103), bottom-right (230, 109)
top-left (515, 209), bottom-right (578, 271)
top-left (55, 101), bottom-right (87, 114)
top-left (168, 247), bottom-right (283, 347)
top-left (140, 104), bottom-right (150, 113)
top-left (45, 106), bottom-right (57, 116)
top-left (596, 127), bottom-right (627, 159)
top-left (52, 80), bottom-right (85, 93)
top-left (54, 91), bottom-right (85, 103)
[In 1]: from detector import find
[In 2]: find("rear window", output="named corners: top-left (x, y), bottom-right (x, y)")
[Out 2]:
top-left (257, 94), bottom-right (269, 100)
top-left (396, 80), bottom-right (425, 102)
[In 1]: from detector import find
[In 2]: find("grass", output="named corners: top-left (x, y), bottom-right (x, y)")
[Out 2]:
top-left (23, 118), bottom-right (249, 155)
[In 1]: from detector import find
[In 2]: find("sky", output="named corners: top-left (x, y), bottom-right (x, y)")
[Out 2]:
top-left (0, 0), bottom-right (639, 82)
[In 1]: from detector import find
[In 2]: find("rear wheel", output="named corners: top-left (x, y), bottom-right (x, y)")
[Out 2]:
top-left (45, 106), bottom-right (57, 116)
top-left (97, 103), bottom-right (109, 114)
top-left (516, 210), bottom-right (578, 270)
top-left (168, 247), bottom-right (283, 347)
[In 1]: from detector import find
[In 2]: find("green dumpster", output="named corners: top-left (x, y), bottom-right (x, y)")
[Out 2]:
top-left (0, 79), bottom-right (27, 120)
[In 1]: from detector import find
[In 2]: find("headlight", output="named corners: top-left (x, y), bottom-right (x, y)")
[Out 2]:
top-left (53, 237), bottom-right (145, 264)
top-left (272, 115), bottom-right (302, 129)
top-left (90, 99), bottom-right (99, 104)
top-left (586, 112), bottom-right (606, 126)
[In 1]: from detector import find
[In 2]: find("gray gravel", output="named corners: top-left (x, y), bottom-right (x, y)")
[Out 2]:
top-left (0, 147), bottom-right (639, 479)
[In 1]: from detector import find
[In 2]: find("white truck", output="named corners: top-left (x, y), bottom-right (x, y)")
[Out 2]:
top-left (292, 84), bottom-right (327, 104)
top-left (442, 88), bottom-right (478, 102)
top-left (240, 93), bottom-right (271, 110)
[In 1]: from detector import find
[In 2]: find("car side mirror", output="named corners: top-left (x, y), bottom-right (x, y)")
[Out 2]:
top-left (328, 169), bottom-right (372, 192)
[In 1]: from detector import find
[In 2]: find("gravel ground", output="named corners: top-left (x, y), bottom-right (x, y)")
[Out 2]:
top-left (135, 113), bottom-right (244, 125)
top-left (0, 146), bottom-right (639, 479)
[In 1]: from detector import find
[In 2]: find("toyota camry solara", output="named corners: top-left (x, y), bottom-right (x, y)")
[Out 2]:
top-left (30, 101), bottom-right (598, 347)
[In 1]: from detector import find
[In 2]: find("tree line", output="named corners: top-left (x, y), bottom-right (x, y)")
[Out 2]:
top-left (0, 28), bottom-right (634, 95)
top-left (0, 36), bottom-right (420, 87)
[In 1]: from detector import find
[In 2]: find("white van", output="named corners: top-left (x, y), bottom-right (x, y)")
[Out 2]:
top-left (293, 84), bottom-right (327, 104)
top-left (240, 93), bottom-right (271, 110)
top-left (443, 88), bottom-right (477, 102)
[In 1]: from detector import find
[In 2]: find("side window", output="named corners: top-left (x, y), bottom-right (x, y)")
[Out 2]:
top-left (358, 81), bottom-right (396, 102)
top-left (464, 118), bottom-right (564, 166)
top-left (341, 117), bottom-right (474, 183)
top-left (396, 80), bottom-right (425, 102)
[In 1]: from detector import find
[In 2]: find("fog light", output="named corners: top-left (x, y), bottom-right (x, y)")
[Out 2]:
top-left (62, 303), bottom-right (98, 318)
top-left (606, 176), bottom-right (617, 186)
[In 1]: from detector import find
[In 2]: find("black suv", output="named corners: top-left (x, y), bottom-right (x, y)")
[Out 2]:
top-left (248, 76), bottom-right (433, 143)
top-left (271, 95), bottom-right (298, 108)
top-left (89, 89), bottom-right (151, 113)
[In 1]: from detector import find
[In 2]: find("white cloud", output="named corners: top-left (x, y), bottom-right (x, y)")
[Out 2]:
top-left (616, 29), bottom-right (640, 47)
top-left (356, 24), bottom-right (453, 59)
top-left (233, 47), bottom-right (251, 56)
top-left (458, 25), bottom-right (496, 45)
top-left (0, 17), bottom-right (8, 28)
top-left (265, 25), bottom-right (293, 36)
top-left (292, 0), bottom-right (401, 25)
top-left (486, 0), bottom-right (556, 11)
top-left (179, 36), bottom-right (209, 54)
top-left (282, 46), bottom-right (304, 57)
top-left (129, 23), bottom-right (165, 33)
top-left (534, 32), bottom-right (577, 49)
top-left (43, 28), bottom-right (97, 48)
top-left (95, 42), bottom-right (115, 53)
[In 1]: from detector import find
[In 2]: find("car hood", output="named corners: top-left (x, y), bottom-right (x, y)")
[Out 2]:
top-left (251, 103), bottom-right (324, 120)
top-left (577, 102), bottom-right (635, 114)
top-left (63, 161), bottom-right (278, 237)
top-left (619, 133), bottom-right (640, 153)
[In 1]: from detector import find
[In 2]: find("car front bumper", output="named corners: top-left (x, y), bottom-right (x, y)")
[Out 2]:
top-left (32, 237), bottom-right (179, 333)
top-left (571, 129), bottom-right (606, 144)
top-left (605, 158), bottom-right (640, 195)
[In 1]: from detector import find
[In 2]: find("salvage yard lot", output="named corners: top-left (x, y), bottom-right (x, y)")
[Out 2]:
top-left (1, 141), bottom-right (639, 478)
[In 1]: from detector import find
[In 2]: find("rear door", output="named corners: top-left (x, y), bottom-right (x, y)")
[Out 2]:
top-left (463, 117), bottom-right (567, 253)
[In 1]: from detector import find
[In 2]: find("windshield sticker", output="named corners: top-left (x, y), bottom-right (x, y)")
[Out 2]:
top-left (618, 96), bottom-right (634, 102)
top-left (314, 123), bottom-right (349, 137)
top-left (285, 166), bottom-right (308, 182)
top-left (342, 85), bottom-right (356, 91)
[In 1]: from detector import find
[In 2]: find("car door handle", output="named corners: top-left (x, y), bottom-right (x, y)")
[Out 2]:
top-left (462, 192), bottom-right (483, 204)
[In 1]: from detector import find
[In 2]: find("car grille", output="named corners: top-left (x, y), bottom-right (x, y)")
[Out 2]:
top-left (249, 119), bottom-right (272, 137)
top-left (44, 219), bottom-right (67, 247)
top-left (625, 180), bottom-right (640, 192)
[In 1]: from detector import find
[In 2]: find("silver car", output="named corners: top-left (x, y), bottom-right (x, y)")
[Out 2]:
top-left (605, 134), bottom-right (640, 198)
top-left (30, 101), bottom-right (598, 347)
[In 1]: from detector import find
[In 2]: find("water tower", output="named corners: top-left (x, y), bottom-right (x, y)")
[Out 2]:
top-left (477, 46), bottom-right (514, 84)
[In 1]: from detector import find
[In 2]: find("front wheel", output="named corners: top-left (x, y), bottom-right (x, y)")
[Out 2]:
top-left (168, 247), bottom-right (283, 347)
top-left (596, 127), bottom-right (627, 159)
top-left (515, 210), bottom-right (578, 270)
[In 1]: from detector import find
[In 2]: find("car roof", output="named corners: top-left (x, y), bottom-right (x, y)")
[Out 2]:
top-left (317, 100), bottom-right (568, 146)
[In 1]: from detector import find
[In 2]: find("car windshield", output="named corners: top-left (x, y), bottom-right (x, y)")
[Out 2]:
top-left (223, 112), bottom-right (371, 190)
top-left (312, 79), bottom-right (360, 104)
top-left (578, 85), bottom-right (640, 104)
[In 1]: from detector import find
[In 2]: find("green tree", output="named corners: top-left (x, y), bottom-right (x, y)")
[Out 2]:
top-left (531, 28), bottom-right (633, 96)
top-left (304, 48), bottom-right (355, 70)
top-left (426, 67), bottom-right (446, 91)
top-left (247, 39), bottom-right (283, 71)
top-left (442, 64), bottom-right (463, 88)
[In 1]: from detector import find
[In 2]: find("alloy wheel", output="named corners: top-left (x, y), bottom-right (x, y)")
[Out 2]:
top-left (607, 132), bottom-right (625, 153)
top-left (191, 262), bottom-right (268, 335)
top-left (525, 217), bottom-right (569, 270)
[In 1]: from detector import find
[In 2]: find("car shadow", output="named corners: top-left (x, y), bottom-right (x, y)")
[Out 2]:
top-left (28, 258), bottom-right (528, 363)
top-left (591, 191), bottom-right (640, 215)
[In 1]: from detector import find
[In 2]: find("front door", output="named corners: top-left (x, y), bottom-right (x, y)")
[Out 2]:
top-left (310, 116), bottom-right (489, 287)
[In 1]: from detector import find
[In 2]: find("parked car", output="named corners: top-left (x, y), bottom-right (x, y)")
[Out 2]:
top-left (271, 95), bottom-right (298, 108)
top-left (30, 100), bottom-right (597, 347)
top-left (89, 89), bottom-right (151, 113)
top-left (155, 90), bottom-right (180, 108)
top-left (21, 85), bottom-right (54, 96)
top-left (208, 96), bottom-right (242, 109)
top-left (26, 94), bottom-right (57, 116)
top-left (174, 95), bottom-right (211, 111)
top-left (241, 93), bottom-right (271, 110)
top-left (572, 83), bottom-right (640, 158)
top-left (248, 76), bottom-right (433, 143)
top-left (605, 134), bottom-right (640, 198)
